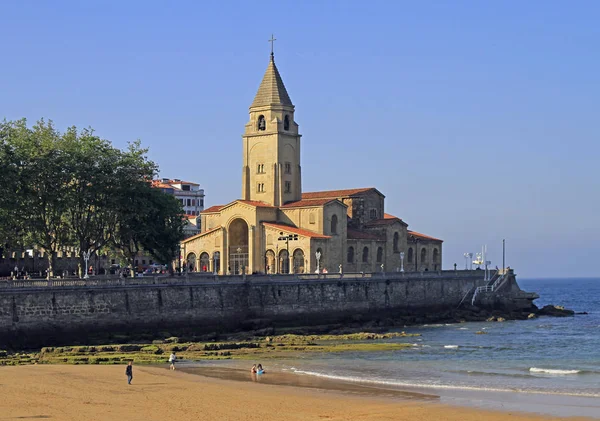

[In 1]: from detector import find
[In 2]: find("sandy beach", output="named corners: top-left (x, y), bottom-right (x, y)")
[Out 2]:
top-left (0, 365), bottom-right (594, 421)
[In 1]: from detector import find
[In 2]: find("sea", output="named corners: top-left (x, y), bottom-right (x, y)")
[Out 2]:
top-left (200, 278), bottom-right (600, 417)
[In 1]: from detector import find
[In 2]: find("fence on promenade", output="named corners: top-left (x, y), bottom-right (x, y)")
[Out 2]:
top-left (0, 269), bottom-right (488, 290)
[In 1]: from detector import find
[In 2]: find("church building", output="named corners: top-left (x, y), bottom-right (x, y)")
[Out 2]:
top-left (181, 50), bottom-right (442, 275)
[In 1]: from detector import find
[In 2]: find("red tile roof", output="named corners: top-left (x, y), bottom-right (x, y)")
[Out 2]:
top-left (167, 179), bottom-right (200, 186)
top-left (185, 214), bottom-right (198, 219)
top-left (262, 222), bottom-right (331, 239)
top-left (280, 198), bottom-right (342, 208)
top-left (237, 200), bottom-right (275, 208)
top-left (151, 181), bottom-right (173, 189)
top-left (347, 228), bottom-right (386, 241)
top-left (201, 205), bottom-right (225, 213)
top-left (365, 213), bottom-right (407, 226)
top-left (182, 226), bottom-right (221, 243)
top-left (408, 230), bottom-right (443, 242)
top-left (302, 187), bottom-right (382, 200)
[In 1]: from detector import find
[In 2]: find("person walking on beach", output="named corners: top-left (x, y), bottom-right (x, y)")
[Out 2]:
top-left (251, 364), bottom-right (257, 373)
top-left (169, 352), bottom-right (177, 370)
top-left (125, 361), bottom-right (133, 384)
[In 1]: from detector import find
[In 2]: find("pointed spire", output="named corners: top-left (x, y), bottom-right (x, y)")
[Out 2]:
top-left (251, 52), bottom-right (293, 108)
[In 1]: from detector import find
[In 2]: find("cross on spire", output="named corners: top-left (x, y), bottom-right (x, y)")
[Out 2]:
top-left (268, 34), bottom-right (276, 57)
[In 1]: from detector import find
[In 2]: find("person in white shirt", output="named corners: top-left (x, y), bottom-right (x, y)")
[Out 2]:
top-left (169, 353), bottom-right (176, 370)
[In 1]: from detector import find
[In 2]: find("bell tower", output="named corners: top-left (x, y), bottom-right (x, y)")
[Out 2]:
top-left (242, 41), bottom-right (301, 206)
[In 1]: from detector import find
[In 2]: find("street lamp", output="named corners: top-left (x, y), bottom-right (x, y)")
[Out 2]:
top-left (464, 252), bottom-right (473, 270)
top-left (315, 250), bottom-right (321, 273)
top-left (400, 251), bottom-right (405, 272)
top-left (278, 232), bottom-right (298, 274)
top-left (83, 250), bottom-right (91, 279)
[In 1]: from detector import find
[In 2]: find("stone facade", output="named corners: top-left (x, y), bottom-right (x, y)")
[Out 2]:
top-left (0, 270), bottom-right (498, 347)
top-left (181, 52), bottom-right (442, 275)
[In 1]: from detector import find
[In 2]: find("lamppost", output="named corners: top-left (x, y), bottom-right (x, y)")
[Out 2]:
top-left (400, 251), bottom-right (405, 272)
top-left (315, 251), bottom-right (321, 274)
top-left (83, 250), bottom-right (91, 279)
top-left (237, 247), bottom-right (242, 274)
top-left (277, 232), bottom-right (298, 274)
top-left (464, 252), bottom-right (473, 270)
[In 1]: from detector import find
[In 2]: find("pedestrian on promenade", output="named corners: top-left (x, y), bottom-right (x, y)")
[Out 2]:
top-left (169, 352), bottom-right (176, 370)
top-left (125, 361), bottom-right (133, 384)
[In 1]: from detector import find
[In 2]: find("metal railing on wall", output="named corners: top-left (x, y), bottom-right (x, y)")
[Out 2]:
top-left (0, 269), bottom-right (486, 290)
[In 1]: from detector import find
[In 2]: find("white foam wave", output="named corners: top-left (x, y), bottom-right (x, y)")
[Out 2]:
top-left (444, 345), bottom-right (459, 349)
top-left (290, 369), bottom-right (600, 398)
top-left (458, 327), bottom-right (469, 330)
top-left (530, 367), bottom-right (581, 375)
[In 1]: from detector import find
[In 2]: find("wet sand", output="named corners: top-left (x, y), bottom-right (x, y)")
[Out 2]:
top-left (0, 365), bottom-right (594, 421)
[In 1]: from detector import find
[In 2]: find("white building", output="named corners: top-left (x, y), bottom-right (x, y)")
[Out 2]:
top-left (153, 178), bottom-right (205, 216)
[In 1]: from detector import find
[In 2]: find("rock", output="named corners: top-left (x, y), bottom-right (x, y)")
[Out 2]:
top-left (486, 316), bottom-right (496, 322)
top-left (576, 312), bottom-right (588, 315)
top-left (527, 313), bottom-right (537, 319)
top-left (537, 305), bottom-right (575, 317)
top-left (475, 331), bottom-right (487, 334)
top-left (496, 317), bottom-right (506, 322)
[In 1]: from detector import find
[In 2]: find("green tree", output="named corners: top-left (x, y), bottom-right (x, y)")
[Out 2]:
top-left (3, 119), bottom-right (72, 277)
top-left (112, 180), bottom-right (185, 277)
top-left (0, 118), bottom-right (183, 279)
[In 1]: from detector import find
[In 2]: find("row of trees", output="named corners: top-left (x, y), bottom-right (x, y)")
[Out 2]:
top-left (0, 119), bottom-right (185, 277)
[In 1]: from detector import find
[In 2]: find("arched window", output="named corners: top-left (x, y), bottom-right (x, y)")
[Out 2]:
top-left (293, 249), bottom-right (305, 274)
top-left (265, 250), bottom-right (275, 273)
top-left (433, 248), bottom-right (439, 263)
top-left (331, 214), bottom-right (338, 234)
top-left (199, 252), bottom-right (210, 272)
top-left (407, 247), bottom-right (413, 262)
top-left (393, 232), bottom-right (399, 252)
top-left (347, 246), bottom-right (354, 263)
top-left (421, 248), bottom-right (427, 263)
top-left (257, 115), bottom-right (266, 131)
top-left (284, 115), bottom-right (290, 130)
top-left (279, 249), bottom-right (289, 274)
top-left (376, 247), bottom-right (383, 263)
top-left (362, 247), bottom-right (369, 263)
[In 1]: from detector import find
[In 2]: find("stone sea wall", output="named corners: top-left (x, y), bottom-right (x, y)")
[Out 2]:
top-left (0, 271), bottom-right (518, 347)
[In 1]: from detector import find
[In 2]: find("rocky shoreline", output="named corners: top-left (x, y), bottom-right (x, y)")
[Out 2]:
top-left (0, 303), bottom-right (579, 366)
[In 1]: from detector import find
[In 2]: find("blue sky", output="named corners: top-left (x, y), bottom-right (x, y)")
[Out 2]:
top-left (1, 1), bottom-right (598, 277)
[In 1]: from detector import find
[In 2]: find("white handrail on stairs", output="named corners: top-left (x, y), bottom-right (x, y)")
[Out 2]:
top-left (471, 274), bottom-right (506, 306)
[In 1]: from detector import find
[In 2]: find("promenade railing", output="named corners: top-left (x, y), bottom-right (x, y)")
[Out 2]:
top-left (0, 269), bottom-right (486, 290)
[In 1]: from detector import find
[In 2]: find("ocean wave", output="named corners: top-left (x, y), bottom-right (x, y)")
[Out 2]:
top-left (290, 369), bottom-right (600, 398)
top-left (444, 345), bottom-right (459, 349)
top-left (529, 367), bottom-right (581, 375)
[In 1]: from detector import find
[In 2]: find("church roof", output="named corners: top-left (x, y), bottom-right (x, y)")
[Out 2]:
top-left (262, 222), bottom-right (331, 239)
top-left (201, 200), bottom-right (274, 214)
top-left (251, 55), bottom-right (293, 108)
top-left (237, 200), bottom-right (276, 208)
top-left (408, 230), bottom-right (443, 242)
top-left (202, 205), bottom-right (225, 213)
top-left (347, 228), bottom-right (386, 241)
top-left (365, 213), bottom-right (408, 227)
top-left (182, 226), bottom-right (221, 243)
top-left (280, 198), bottom-right (344, 208)
top-left (301, 187), bottom-right (383, 200)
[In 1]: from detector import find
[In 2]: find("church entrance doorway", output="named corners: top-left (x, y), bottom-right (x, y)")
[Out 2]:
top-left (228, 218), bottom-right (249, 274)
